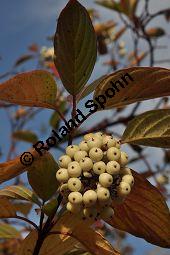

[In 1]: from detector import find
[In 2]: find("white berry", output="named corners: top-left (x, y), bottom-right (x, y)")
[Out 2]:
top-left (117, 181), bottom-right (131, 196)
top-left (97, 187), bottom-right (110, 201)
top-left (83, 171), bottom-right (92, 178)
top-left (119, 151), bottom-right (128, 165)
top-left (58, 155), bottom-right (72, 168)
top-left (84, 133), bottom-right (94, 141)
top-left (83, 190), bottom-right (97, 207)
top-left (93, 161), bottom-right (106, 175)
top-left (83, 207), bottom-right (97, 219)
top-left (68, 192), bottom-right (83, 204)
top-left (120, 167), bottom-right (132, 175)
top-left (106, 161), bottom-right (120, 175)
top-left (74, 150), bottom-right (87, 162)
top-left (59, 183), bottom-right (69, 196)
top-left (99, 173), bottom-right (113, 188)
top-left (66, 145), bottom-right (79, 158)
top-left (107, 147), bottom-right (121, 161)
top-left (89, 147), bottom-right (103, 161)
top-left (79, 141), bottom-right (89, 152)
top-left (122, 174), bottom-right (134, 187)
top-left (79, 157), bottom-right (93, 172)
top-left (87, 137), bottom-right (102, 149)
top-left (68, 161), bottom-right (82, 178)
top-left (115, 139), bottom-right (121, 149)
top-left (94, 132), bottom-right (103, 140)
top-left (66, 202), bottom-right (81, 213)
top-left (68, 178), bottom-right (82, 191)
top-left (56, 168), bottom-right (69, 183)
top-left (100, 207), bottom-right (114, 220)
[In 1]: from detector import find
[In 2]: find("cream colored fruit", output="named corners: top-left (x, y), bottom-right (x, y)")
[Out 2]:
top-left (122, 174), bottom-right (134, 187)
top-left (58, 155), bottom-right (72, 168)
top-left (107, 147), bottom-right (121, 161)
top-left (89, 147), bottom-right (103, 161)
top-left (120, 167), bottom-right (132, 175)
top-left (83, 207), bottom-right (98, 219)
top-left (106, 161), bottom-right (120, 175)
top-left (68, 178), bottom-right (82, 192)
top-left (56, 168), bottom-right (69, 183)
top-left (66, 145), bottom-right (79, 158)
top-left (117, 181), bottom-right (131, 196)
top-left (66, 202), bottom-right (81, 213)
top-left (79, 157), bottom-right (93, 172)
top-left (83, 190), bottom-right (97, 207)
top-left (68, 192), bottom-right (83, 204)
top-left (97, 187), bottom-right (110, 201)
top-left (119, 151), bottom-right (128, 165)
top-left (83, 171), bottom-right (92, 178)
top-left (79, 141), bottom-right (89, 152)
top-left (93, 161), bottom-right (106, 175)
top-left (87, 137), bottom-right (102, 149)
top-left (68, 161), bottom-right (82, 177)
top-left (74, 150), bottom-right (87, 162)
top-left (99, 173), bottom-right (113, 188)
top-left (84, 133), bottom-right (94, 141)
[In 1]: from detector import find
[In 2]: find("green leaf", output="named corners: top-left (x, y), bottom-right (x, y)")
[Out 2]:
top-left (0, 185), bottom-right (41, 206)
top-left (0, 70), bottom-right (57, 110)
top-left (94, 67), bottom-right (170, 109)
top-left (0, 223), bottom-right (21, 239)
top-left (122, 109), bottom-right (170, 148)
top-left (27, 153), bottom-right (59, 202)
top-left (42, 198), bottom-right (58, 216)
top-left (78, 75), bottom-right (107, 101)
top-left (0, 198), bottom-right (16, 218)
top-left (108, 170), bottom-right (170, 248)
top-left (12, 130), bottom-right (38, 143)
top-left (54, 0), bottom-right (97, 95)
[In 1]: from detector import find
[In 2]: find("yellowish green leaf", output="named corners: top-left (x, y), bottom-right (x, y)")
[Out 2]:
top-left (0, 185), bottom-right (41, 206)
top-left (0, 70), bottom-right (57, 109)
top-left (0, 223), bottom-right (21, 239)
top-left (122, 109), bottom-right (170, 148)
top-left (42, 199), bottom-right (58, 216)
top-left (13, 130), bottom-right (38, 143)
top-left (54, 0), bottom-right (97, 95)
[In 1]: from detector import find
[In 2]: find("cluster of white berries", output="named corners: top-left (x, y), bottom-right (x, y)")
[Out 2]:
top-left (56, 132), bottom-right (134, 221)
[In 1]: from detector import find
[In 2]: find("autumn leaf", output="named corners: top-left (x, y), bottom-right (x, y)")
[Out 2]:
top-left (0, 198), bottom-right (16, 218)
top-left (108, 170), bottom-right (170, 248)
top-left (14, 202), bottom-right (32, 216)
top-left (93, 67), bottom-right (170, 109)
top-left (122, 109), bottom-right (170, 148)
top-left (19, 212), bottom-right (119, 255)
top-left (0, 223), bottom-right (21, 239)
top-left (54, 0), bottom-right (97, 95)
top-left (27, 153), bottom-right (59, 201)
top-left (14, 54), bottom-right (34, 67)
top-left (0, 70), bottom-right (57, 110)
top-left (12, 130), bottom-right (38, 143)
top-left (0, 185), bottom-right (41, 206)
top-left (146, 27), bottom-right (166, 38)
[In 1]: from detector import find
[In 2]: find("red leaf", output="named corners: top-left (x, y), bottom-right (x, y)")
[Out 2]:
top-left (108, 170), bottom-right (170, 248)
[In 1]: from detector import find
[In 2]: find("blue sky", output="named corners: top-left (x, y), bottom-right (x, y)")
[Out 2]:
top-left (0, 1), bottom-right (170, 254)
